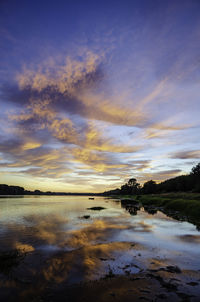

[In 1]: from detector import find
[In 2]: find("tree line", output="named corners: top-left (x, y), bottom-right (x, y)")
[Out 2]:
top-left (0, 184), bottom-right (98, 196)
top-left (0, 184), bottom-right (25, 195)
top-left (1, 163), bottom-right (199, 196)
top-left (103, 162), bottom-right (200, 195)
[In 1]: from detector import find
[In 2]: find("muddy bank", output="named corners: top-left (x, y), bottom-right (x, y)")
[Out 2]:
top-left (3, 268), bottom-right (200, 302)
top-left (1, 246), bottom-right (200, 302)
top-left (44, 271), bottom-right (200, 302)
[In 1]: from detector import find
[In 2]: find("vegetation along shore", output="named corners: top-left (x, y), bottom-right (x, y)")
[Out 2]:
top-left (1, 163), bottom-right (200, 226)
top-left (103, 163), bottom-right (200, 228)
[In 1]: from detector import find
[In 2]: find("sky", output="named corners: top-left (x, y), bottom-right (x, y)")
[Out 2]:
top-left (0, 0), bottom-right (200, 193)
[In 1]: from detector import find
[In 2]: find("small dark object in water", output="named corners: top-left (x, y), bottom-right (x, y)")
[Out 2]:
top-left (89, 197), bottom-right (94, 200)
top-left (149, 265), bottom-right (182, 274)
top-left (127, 207), bottom-right (138, 215)
top-left (144, 206), bottom-right (157, 215)
top-left (165, 265), bottom-right (182, 273)
top-left (81, 215), bottom-right (90, 219)
top-left (132, 264), bottom-right (140, 269)
top-left (87, 206), bottom-right (106, 211)
top-left (187, 281), bottom-right (199, 286)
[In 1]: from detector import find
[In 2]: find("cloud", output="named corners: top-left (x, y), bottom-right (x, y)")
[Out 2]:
top-left (153, 169), bottom-right (182, 176)
top-left (17, 51), bottom-right (102, 93)
top-left (127, 160), bottom-right (152, 171)
top-left (0, 131), bottom-right (139, 178)
top-left (170, 150), bottom-right (200, 159)
top-left (82, 123), bottom-right (142, 153)
top-left (144, 124), bottom-right (190, 140)
top-left (1, 51), bottom-right (148, 179)
top-left (2, 50), bottom-right (170, 130)
top-left (71, 148), bottom-right (125, 172)
top-left (4, 78), bottom-right (148, 129)
top-left (1, 46), bottom-right (199, 190)
top-left (0, 139), bottom-right (73, 178)
top-left (4, 55), bottom-right (193, 144)
top-left (137, 169), bottom-right (182, 183)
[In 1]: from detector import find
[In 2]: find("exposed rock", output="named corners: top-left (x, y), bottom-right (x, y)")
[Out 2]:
top-left (80, 215), bottom-right (90, 219)
top-left (87, 207), bottom-right (106, 211)
top-left (143, 206), bottom-right (157, 215)
top-left (186, 281), bottom-right (199, 286)
top-left (165, 266), bottom-right (182, 274)
top-left (149, 266), bottom-right (182, 274)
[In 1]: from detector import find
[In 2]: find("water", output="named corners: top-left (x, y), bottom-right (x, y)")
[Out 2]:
top-left (0, 195), bottom-right (200, 299)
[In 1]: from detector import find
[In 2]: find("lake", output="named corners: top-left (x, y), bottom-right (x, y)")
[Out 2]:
top-left (0, 195), bottom-right (200, 301)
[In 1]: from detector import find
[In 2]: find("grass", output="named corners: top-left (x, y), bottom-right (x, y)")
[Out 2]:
top-left (113, 193), bottom-right (200, 227)
top-left (138, 195), bottom-right (200, 216)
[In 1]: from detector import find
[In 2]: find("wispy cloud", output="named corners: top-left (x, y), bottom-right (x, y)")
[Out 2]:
top-left (137, 169), bottom-right (182, 183)
top-left (170, 150), bottom-right (200, 159)
top-left (1, 0), bottom-right (200, 191)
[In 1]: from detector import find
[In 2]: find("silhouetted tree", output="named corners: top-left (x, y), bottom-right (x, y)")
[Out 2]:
top-left (128, 178), bottom-right (140, 194)
top-left (120, 178), bottom-right (140, 195)
top-left (105, 162), bottom-right (200, 195)
top-left (191, 163), bottom-right (200, 177)
top-left (0, 184), bottom-right (25, 195)
top-left (143, 180), bottom-right (157, 194)
top-left (190, 162), bottom-right (200, 192)
top-left (127, 178), bottom-right (137, 187)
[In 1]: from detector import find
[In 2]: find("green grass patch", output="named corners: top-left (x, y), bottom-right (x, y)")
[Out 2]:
top-left (114, 193), bottom-right (200, 225)
top-left (138, 194), bottom-right (200, 221)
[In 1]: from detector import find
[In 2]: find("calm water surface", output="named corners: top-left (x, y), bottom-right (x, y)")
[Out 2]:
top-left (0, 196), bottom-right (200, 289)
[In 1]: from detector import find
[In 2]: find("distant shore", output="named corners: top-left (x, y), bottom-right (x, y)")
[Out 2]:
top-left (0, 184), bottom-right (102, 196)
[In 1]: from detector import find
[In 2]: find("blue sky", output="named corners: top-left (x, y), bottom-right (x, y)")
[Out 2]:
top-left (0, 0), bottom-right (200, 192)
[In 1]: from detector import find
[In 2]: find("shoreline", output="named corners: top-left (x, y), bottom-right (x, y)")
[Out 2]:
top-left (111, 193), bottom-right (200, 229)
top-left (4, 269), bottom-right (200, 302)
